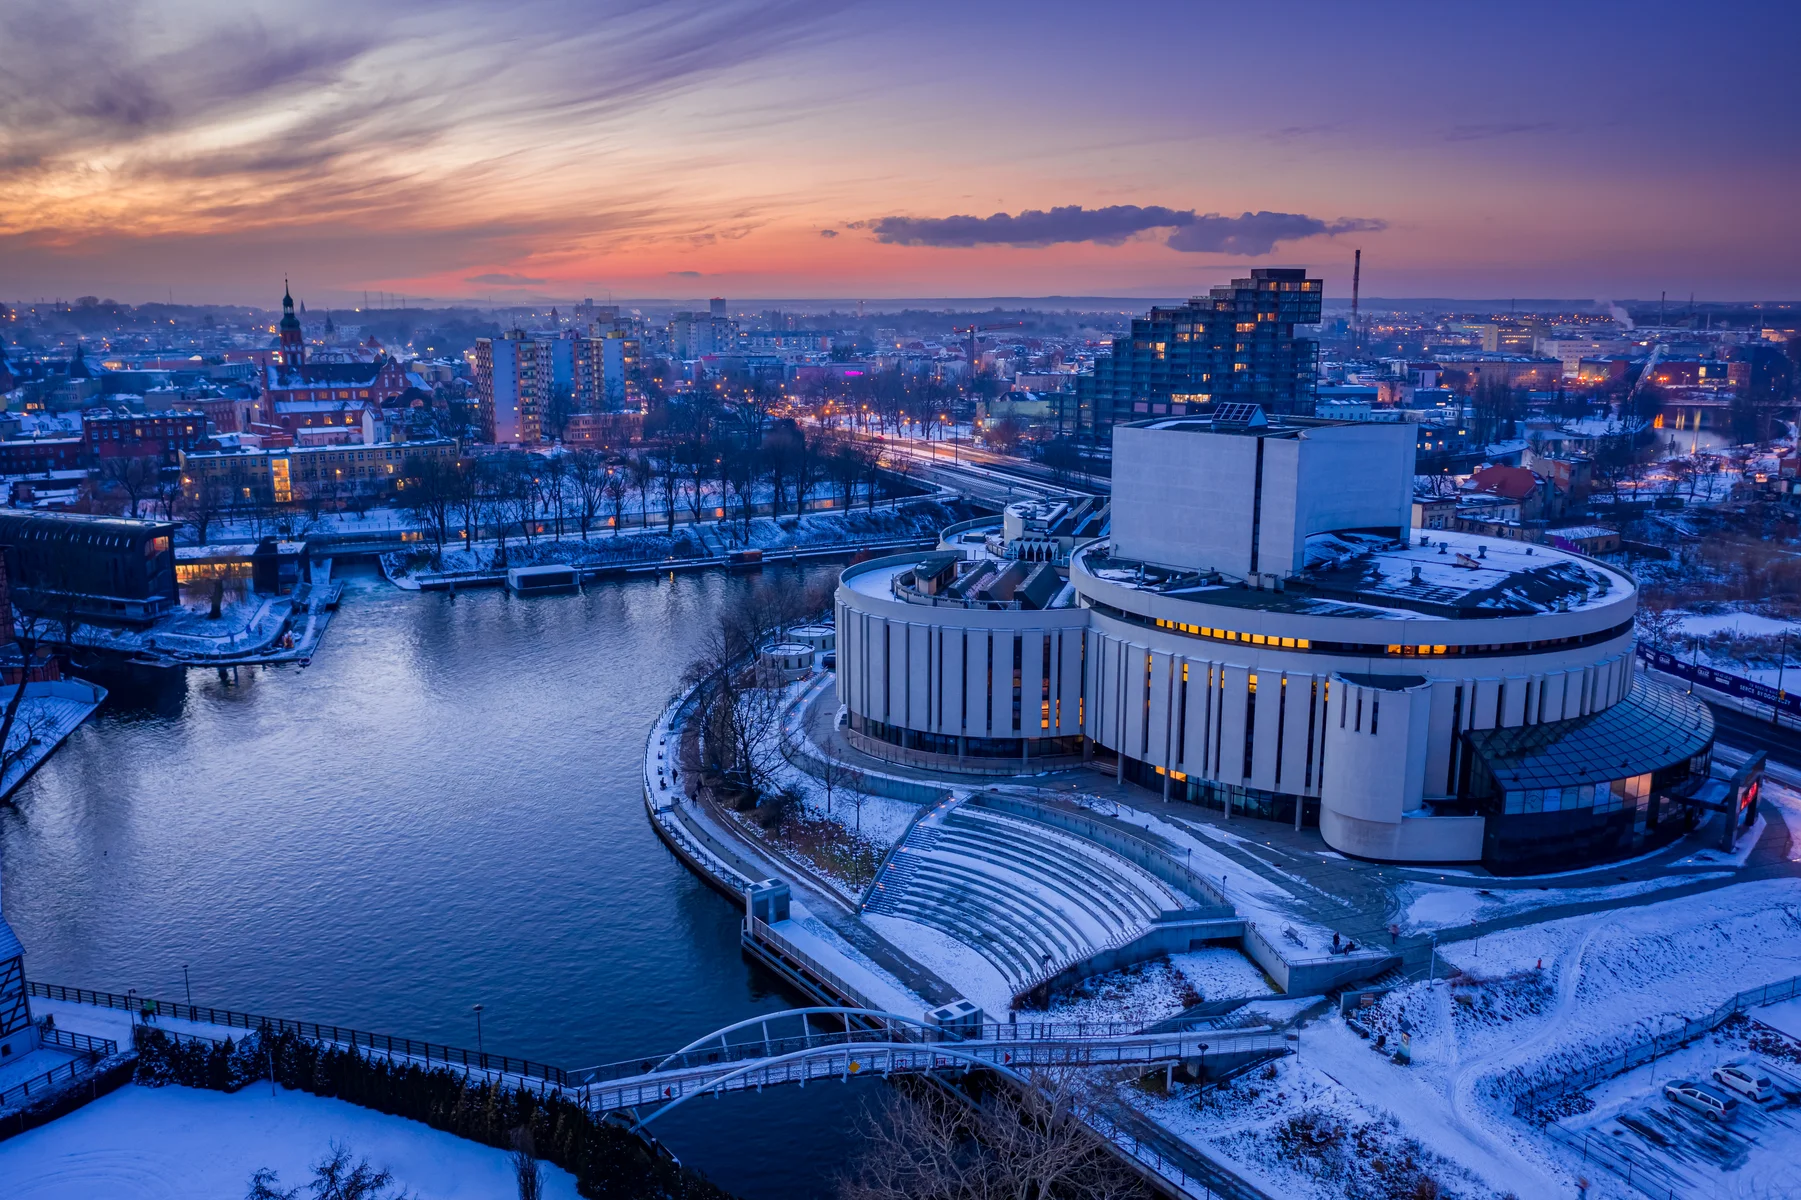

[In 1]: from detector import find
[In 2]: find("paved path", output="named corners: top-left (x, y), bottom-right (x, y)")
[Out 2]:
top-left (673, 717), bottom-right (962, 1008)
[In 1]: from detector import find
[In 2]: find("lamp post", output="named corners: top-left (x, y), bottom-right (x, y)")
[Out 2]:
top-left (182, 964), bottom-right (192, 1006)
top-left (472, 1004), bottom-right (485, 1054)
top-left (1775, 632), bottom-right (1788, 728)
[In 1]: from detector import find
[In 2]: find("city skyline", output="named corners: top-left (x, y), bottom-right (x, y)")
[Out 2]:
top-left (3, 0), bottom-right (1797, 305)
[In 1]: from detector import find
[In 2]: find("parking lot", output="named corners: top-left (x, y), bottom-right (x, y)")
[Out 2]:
top-left (1551, 1028), bottom-right (1801, 1198)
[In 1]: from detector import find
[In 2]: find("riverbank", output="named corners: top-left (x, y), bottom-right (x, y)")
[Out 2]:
top-left (0, 679), bottom-right (106, 802)
top-left (380, 499), bottom-right (967, 590)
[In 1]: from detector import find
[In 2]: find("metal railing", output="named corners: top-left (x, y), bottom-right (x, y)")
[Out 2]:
top-left (0, 1026), bottom-right (120, 1110)
top-left (41, 1027), bottom-right (117, 1058)
top-left (745, 915), bottom-right (877, 1011)
top-left (1509, 972), bottom-right (1801, 1116)
top-left (0, 1057), bottom-right (89, 1109)
top-left (1543, 1123), bottom-right (1682, 1200)
top-left (28, 982), bottom-right (569, 1087)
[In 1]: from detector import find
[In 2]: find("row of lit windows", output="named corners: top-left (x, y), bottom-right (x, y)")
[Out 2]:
top-left (1154, 617), bottom-right (1312, 649)
top-left (1149, 616), bottom-right (1490, 659)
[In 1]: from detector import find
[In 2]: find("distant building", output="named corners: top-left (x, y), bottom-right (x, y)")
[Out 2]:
top-left (1061, 268), bottom-right (1322, 440)
top-left (0, 511), bottom-right (178, 626)
top-left (263, 285), bottom-right (410, 434)
top-left (82, 410), bottom-right (212, 465)
top-left (179, 439), bottom-right (457, 508)
top-left (473, 328), bottom-right (641, 444)
top-left (1431, 354), bottom-right (1565, 392)
top-left (0, 438), bottom-right (85, 476)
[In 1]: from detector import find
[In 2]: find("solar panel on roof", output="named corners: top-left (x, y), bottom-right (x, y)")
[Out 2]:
top-left (1210, 402), bottom-right (1267, 428)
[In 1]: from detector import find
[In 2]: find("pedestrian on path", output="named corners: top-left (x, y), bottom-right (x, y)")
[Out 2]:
top-left (1388, 922), bottom-right (1399, 946)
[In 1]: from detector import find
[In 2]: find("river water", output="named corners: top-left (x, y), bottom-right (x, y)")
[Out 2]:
top-left (0, 562), bottom-right (886, 1198)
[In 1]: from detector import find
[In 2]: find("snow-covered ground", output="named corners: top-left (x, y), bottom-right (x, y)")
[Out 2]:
top-left (1676, 610), bottom-right (1801, 639)
top-left (1046, 948), bottom-right (1276, 1028)
top-left (1139, 877), bottom-right (1801, 1200)
top-left (1558, 1018), bottom-right (1801, 1199)
top-left (1082, 798), bottom-right (1347, 955)
top-left (863, 911), bottom-right (1015, 1020)
top-left (0, 1083), bottom-right (581, 1200)
top-left (0, 680), bottom-right (105, 799)
top-left (1397, 870), bottom-right (1736, 933)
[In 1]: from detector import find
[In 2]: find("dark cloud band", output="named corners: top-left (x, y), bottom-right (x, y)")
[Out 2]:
top-left (870, 205), bottom-right (1383, 255)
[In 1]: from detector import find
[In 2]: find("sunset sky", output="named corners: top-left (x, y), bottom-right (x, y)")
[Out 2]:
top-left (2, 0), bottom-right (1795, 306)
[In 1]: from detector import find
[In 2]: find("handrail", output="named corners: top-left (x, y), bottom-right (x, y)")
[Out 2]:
top-left (0, 1057), bottom-right (90, 1109)
top-left (27, 982), bottom-right (568, 1086)
top-left (41, 1027), bottom-right (117, 1058)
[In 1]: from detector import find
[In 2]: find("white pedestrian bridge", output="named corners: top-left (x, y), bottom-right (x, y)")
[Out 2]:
top-left (565, 1007), bottom-right (1286, 1128)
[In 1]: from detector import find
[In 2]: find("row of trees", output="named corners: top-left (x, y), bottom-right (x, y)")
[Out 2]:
top-left (399, 427), bottom-right (904, 565)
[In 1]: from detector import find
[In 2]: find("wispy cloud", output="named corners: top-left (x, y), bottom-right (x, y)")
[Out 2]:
top-left (0, 0), bottom-right (846, 249)
top-left (869, 205), bottom-right (1384, 256)
top-left (1442, 120), bottom-right (1557, 142)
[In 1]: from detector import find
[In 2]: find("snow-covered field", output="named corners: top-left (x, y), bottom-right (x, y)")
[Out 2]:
top-left (1397, 870), bottom-right (1736, 933)
top-left (0, 1083), bottom-right (581, 1200)
top-left (1138, 878), bottom-right (1801, 1199)
top-left (1047, 948), bottom-right (1276, 1027)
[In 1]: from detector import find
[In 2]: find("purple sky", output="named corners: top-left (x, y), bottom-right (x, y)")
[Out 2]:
top-left (2, 0), bottom-right (1796, 304)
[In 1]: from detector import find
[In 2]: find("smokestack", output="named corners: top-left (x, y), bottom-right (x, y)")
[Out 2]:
top-left (1351, 248), bottom-right (1362, 352)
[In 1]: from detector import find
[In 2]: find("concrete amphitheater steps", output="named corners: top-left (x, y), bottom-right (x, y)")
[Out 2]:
top-left (864, 797), bottom-right (1197, 996)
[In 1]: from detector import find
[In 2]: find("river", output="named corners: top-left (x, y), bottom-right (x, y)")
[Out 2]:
top-left (0, 561), bottom-right (885, 1199)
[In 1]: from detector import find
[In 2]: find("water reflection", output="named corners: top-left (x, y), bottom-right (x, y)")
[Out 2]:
top-left (0, 561), bottom-right (870, 1199)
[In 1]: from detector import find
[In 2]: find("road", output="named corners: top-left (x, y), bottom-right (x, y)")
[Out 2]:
top-left (1708, 700), bottom-right (1801, 771)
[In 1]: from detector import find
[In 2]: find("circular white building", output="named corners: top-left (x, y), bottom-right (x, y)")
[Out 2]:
top-left (836, 408), bottom-right (1715, 872)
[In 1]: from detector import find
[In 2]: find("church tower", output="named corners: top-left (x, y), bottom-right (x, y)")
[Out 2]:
top-left (278, 280), bottom-right (304, 369)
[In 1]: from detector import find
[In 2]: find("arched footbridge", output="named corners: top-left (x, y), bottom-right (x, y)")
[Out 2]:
top-left (565, 1007), bottom-right (1290, 1129)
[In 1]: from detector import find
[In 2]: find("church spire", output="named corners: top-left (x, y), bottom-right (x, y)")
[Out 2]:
top-left (278, 279), bottom-right (304, 369)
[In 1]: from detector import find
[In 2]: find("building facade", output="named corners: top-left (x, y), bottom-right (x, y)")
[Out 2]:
top-left (1061, 268), bottom-right (1322, 441)
top-left (836, 411), bottom-right (1715, 873)
top-left (179, 439), bottom-right (457, 507)
top-left (0, 510), bottom-right (178, 625)
top-left (474, 328), bottom-right (642, 444)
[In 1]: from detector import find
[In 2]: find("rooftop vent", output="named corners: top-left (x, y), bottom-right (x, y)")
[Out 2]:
top-left (1477, 545), bottom-right (1487, 559)
top-left (1410, 565), bottom-right (1422, 584)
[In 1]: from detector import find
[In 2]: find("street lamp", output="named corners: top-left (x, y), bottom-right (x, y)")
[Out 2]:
top-left (472, 1004), bottom-right (485, 1054)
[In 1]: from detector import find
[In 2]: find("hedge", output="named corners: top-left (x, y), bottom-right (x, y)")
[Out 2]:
top-left (132, 1027), bottom-right (731, 1200)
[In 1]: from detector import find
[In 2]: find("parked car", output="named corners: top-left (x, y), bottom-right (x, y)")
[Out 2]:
top-left (1712, 1062), bottom-right (1775, 1102)
top-left (1664, 1079), bottom-right (1740, 1121)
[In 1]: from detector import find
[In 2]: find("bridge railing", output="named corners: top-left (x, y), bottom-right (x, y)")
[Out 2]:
top-left (27, 982), bottom-right (569, 1087)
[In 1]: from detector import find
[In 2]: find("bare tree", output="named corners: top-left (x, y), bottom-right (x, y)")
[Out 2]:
top-left (180, 472), bottom-right (230, 546)
top-left (602, 465), bottom-right (630, 536)
top-left (510, 1128), bottom-right (543, 1200)
top-left (816, 751), bottom-right (859, 819)
top-left (652, 450), bottom-right (682, 533)
top-left (539, 453), bottom-right (569, 540)
top-left (401, 454), bottom-right (456, 564)
top-left (98, 455), bottom-right (160, 517)
top-left (0, 608), bottom-right (55, 799)
top-left (451, 458), bottom-right (483, 551)
top-left (840, 1070), bottom-right (1143, 1200)
top-left (629, 454), bottom-right (653, 528)
top-left (569, 449), bottom-right (607, 540)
